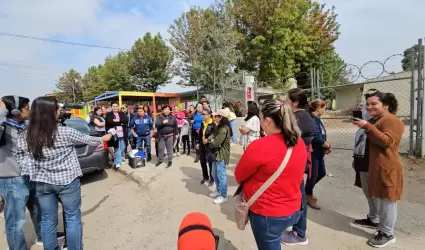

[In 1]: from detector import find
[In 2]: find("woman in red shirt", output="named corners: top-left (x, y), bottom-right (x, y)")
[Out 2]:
top-left (235, 99), bottom-right (307, 250)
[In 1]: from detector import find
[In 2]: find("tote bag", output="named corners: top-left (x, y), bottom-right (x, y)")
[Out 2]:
top-left (234, 147), bottom-right (293, 230)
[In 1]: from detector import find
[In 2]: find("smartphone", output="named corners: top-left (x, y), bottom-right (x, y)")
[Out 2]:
top-left (352, 110), bottom-right (363, 120)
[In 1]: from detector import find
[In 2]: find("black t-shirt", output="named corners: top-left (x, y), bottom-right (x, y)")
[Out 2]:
top-left (295, 110), bottom-right (315, 146)
top-left (353, 117), bottom-right (379, 172)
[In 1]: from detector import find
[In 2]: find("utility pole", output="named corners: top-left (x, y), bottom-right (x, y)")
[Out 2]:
top-left (73, 78), bottom-right (77, 103)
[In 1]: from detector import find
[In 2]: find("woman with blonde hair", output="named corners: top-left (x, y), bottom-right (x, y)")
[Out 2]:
top-left (235, 100), bottom-right (307, 250)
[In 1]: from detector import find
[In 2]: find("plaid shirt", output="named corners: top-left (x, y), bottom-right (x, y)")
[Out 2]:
top-left (16, 126), bottom-right (103, 185)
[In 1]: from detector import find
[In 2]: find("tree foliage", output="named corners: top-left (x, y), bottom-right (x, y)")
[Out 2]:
top-left (228, 0), bottom-right (340, 88)
top-left (130, 33), bottom-right (173, 92)
top-left (169, 3), bottom-right (240, 93)
top-left (402, 44), bottom-right (424, 71)
top-left (54, 69), bottom-right (83, 103)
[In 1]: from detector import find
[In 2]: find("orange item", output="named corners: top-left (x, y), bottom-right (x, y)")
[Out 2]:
top-left (178, 212), bottom-right (216, 250)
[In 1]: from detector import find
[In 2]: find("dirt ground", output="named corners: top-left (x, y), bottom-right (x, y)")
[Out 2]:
top-left (1, 147), bottom-right (425, 250)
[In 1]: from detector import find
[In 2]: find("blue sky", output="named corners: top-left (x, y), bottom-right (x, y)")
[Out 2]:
top-left (0, 0), bottom-right (423, 100)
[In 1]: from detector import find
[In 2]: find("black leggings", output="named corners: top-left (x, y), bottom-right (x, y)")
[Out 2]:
top-left (199, 143), bottom-right (213, 181)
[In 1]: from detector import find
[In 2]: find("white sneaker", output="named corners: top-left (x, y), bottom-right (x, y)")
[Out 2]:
top-left (231, 143), bottom-right (237, 146)
top-left (0, 211), bottom-right (4, 218)
top-left (213, 196), bottom-right (228, 204)
top-left (209, 191), bottom-right (219, 198)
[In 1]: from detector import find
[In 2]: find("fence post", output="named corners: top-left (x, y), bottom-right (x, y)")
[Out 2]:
top-left (410, 51), bottom-right (416, 155)
top-left (416, 38), bottom-right (424, 156)
top-left (310, 68), bottom-right (315, 99)
top-left (317, 69), bottom-right (321, 99)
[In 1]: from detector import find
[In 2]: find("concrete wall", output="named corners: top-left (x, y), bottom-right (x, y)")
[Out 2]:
top-left (335, 85), bottom-right (363, 110)
top-left (363, 77), bottom-right (412, 117)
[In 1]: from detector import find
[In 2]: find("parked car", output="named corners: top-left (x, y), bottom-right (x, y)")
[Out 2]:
top-left (64, 117), bottom-right (109, 174)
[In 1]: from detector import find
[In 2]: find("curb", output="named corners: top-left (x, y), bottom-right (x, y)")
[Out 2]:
top-left (116, 163), bottom-right (145, 185)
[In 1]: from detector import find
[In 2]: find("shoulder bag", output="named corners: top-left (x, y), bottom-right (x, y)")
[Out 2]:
top-left (234, 147), bottom-right (293, 230)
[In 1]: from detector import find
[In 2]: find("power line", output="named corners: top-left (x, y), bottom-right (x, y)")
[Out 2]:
top-left (0, 32), bottom-right (130, 51)
top-left (0, 68), bottom-right (58, 78)
top-left (0, 62), bottom-right (60, 73)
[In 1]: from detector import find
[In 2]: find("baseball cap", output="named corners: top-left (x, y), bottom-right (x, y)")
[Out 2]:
top-left (178, 212), bottom-right (216, 250)
top-left (212, 109), bottom-right (229, 118)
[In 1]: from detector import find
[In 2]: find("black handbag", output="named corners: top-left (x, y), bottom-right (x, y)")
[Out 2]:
top-left (207, 128), bottom-right (228, 162)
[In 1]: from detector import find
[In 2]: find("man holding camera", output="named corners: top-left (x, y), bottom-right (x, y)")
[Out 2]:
top-left (0, 96), bottom-right (40, 249)
top-left (0, 96), bottom-right (64, 249)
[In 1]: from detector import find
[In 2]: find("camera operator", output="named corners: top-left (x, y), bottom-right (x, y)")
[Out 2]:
top-left (15, 96), bottom-right (113, 250)
top-left (0, 95), bottom-right (48, 249)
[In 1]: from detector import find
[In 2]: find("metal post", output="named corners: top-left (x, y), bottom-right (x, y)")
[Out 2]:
top-left (410, 51), bottom-right (416, 154)
top-left (317, 69), bottom-right (321, 99)
top-left (415, 38), bottom-right (424, 156)
top-left (213, 60), bottom-right (217, 111)
top-left (310, 68), bottom-right (314, 99)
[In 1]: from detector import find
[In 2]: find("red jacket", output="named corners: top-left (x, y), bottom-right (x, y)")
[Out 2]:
top-left (235, 134), bottom-right (307, 217)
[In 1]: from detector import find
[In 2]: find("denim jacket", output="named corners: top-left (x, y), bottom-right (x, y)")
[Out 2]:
top-left (311, 115), bottom-right (327, 156)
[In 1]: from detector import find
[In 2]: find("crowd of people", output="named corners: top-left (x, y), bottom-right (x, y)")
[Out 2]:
top-left (0, 88), bottom-right (405, 250)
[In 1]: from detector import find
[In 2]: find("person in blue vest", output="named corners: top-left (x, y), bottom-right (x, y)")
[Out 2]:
top-left (130, 107), bottom-right (154, 162)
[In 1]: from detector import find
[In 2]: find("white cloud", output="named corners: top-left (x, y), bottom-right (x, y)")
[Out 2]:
top-left (0, 0), bottom-right (187, 100)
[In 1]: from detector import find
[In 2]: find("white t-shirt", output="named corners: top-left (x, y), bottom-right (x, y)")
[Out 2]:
top-left (240, 116), bottom-right (260, 149)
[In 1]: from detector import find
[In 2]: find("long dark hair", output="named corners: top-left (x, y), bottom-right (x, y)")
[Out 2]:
top-left (245, 102), bottom-right (259, 121)
top-left (260, 99), bottom-right (301, 147)
top-left (26, 96), bottom-right (59, 160)
top-left (215, 117), bottom-right (233, 137)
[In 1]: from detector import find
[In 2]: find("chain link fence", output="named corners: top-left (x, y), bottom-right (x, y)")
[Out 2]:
top-left (318, 73), bottom-right (413, 154)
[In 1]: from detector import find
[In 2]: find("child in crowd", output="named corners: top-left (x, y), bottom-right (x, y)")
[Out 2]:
top-left (181, 117), bottom-right (190, 155)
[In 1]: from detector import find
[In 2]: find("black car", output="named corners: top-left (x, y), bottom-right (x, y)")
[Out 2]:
top-left (64, 117), bottom-right (109, 174)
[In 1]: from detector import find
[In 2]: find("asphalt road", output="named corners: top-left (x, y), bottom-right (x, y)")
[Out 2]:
top-left (1, 148), bottom-right (424, 249)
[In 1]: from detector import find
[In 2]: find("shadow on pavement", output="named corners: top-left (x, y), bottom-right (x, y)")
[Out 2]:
top-left (180, 167), bottom-right (238, 197)
top-left (213, 228), bottom-right (238, 250)
top-left (80, 170), bottom-right (109, 185)
top-left (219, 196), bottom-right (236, 223)
top-left (180, 166), bottom-right (211, 196)
top-left (308, 208), bottom-right (371, 239)
top-left (229, 153), bottom-right (242, 167)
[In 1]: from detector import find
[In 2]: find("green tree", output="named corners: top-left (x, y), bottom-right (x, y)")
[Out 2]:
top-left (54, 69), bottom-right (83, 103)
top-left (82, 65), bottom-right (107, 101)
top-left (169, 7), bottom-right (207, 88)
top-left (100, 52), bottom-right (135, 91)
top-left (129, 33), bottom-right (173, 92)
top-left (169, 3), bottom-right (240, 95)
top-left (402, 44), bottom-right (424, 71)
top-left (228, 0), bottom-right (340, 88)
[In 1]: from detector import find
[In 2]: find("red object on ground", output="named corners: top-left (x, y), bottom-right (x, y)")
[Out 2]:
top-left (235, 134), bottom-right (307, 217)
top-left (178, 212), bottom-right (216, 250)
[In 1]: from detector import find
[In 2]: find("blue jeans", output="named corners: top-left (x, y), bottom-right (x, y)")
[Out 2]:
top-left (0, 176), bottom-right (41, 250)
top-left (292, 179), bottom-right (307, 238)
top-left (114, 138), bottom-right (125, 166)
top-left (36, 178), bottom-right (82, 250)
top-left (230, 119), bottom-right (237, 143)
top-left (250, 210), bottom-right (301, 250)
top-left (136, 135), bottom-right (151, 154)
top-left (212, 160), bottom-right (227, 198)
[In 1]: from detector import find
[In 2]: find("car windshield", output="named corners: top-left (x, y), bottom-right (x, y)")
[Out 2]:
top-left (64, 119), bottom-right (91, 134)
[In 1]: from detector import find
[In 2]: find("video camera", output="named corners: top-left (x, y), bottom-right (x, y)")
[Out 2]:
top-left (58, 103), bottom-right (84, 124)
